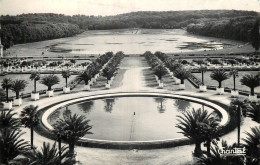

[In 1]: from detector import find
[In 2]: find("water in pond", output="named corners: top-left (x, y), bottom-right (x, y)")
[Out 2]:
top-left (48, 29), bottom-right (233, 54)
top-left (48, 97), bottom-right (217, 141)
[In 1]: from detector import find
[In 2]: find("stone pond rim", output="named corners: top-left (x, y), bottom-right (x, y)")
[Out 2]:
top-left (38, 92), bottom-right (230, 150)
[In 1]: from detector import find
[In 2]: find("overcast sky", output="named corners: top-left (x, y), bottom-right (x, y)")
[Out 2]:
top-left (0, 0), bottom-right (260, 16)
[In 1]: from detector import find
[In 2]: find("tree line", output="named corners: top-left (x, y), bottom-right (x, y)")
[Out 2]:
top-left (0, 10), bottom-right (258, 49)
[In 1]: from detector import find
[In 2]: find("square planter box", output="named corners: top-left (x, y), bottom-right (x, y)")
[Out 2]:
top-left (13, 98), bottom-right (22, 106)
top-left (3, 101), bottom-right (12, 110)
top-left (175, 79), bottom-right (181, 85)
top-left (249, 95), bottom-right (258, 102)
top-left (231, 90), bottom-right (239, 97)
top-left (46, 90), bottom-right (54, 97)
top-left (63, 87), bottom-right (70, 94)
top-left (159, 82), bottom-right (164, 88)
top-left (31, 93), bottom-right (40, 101)
top-left (199, 85), bottom-right (207, 92)
top-left (84, 84), bottom-right (90, 91)
top-left (179, 84), bottom-right (185, 90)
top-left (89, 80), bottom-right (93, 86)
top-left (105, 83), bottom-right (111, 89)
top-left (216, 87), bottom-right (224, 95)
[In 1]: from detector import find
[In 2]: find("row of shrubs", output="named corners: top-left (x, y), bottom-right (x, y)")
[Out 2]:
top-left (144, 51), bottom-right (168, 81)
top-left (102, 51), bottom-right (125, 84)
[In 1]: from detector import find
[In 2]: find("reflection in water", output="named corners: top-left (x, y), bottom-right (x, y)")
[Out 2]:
top-left (77, 101), bottom-right (94, 114)
top-left (103, 98), bottom-right (115, 113)
top-left (63, 106), bottom-right (71, 120)
top-left (154, 97), bottom-right (166, 113)
top-left (174, 99), bottom-right (190, 112)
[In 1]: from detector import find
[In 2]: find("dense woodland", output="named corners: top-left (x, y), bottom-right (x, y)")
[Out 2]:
top-left (0, 10), bottom-right (259, 49)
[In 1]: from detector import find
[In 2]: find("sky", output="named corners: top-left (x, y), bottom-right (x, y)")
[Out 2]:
top-left (0, 0), bottom-right (260, 16)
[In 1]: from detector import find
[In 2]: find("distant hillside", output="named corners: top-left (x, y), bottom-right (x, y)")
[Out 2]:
top-left (0, 10), bottom-right (258, 49)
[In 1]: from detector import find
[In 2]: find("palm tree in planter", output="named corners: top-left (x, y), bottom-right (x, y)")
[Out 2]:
top-left (10, 79), bottom-right (27, 106)
top-left (240, 74), bottom-right (260, 101)
top-left (174, 67), bottom-right (191, 90)
top-left (53, 114), bottom-right (92, 155)
top-left (21, 142), bottom-right (76, 165)
top-left (76, 70), bottom-right (92, 90)
top-left (229, 69), bottom-right (239, 97)
top-left (40, 74), bottom-right (60, 97)
top-left (30, 72), bottom-right (40, 100)
top-left (20, 105), bottom-right (39, 149)
top-left (1, 78), bottom-right (13, 109)
top-left (62, 70), bottom-right (71, 93)
top-left (153, 65), bottom-right (168, 88)
top-left (210, 69), bottom-right (230, 95)
top-left (199, 66), bottom-right (207, 92)
top-left (103, 67), bottom-right (115, 89)
top-left (176, 108), bottom-right (215, 157)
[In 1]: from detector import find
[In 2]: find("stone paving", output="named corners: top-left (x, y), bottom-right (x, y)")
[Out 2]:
top-left (10, 56), bottom-right (259, 165)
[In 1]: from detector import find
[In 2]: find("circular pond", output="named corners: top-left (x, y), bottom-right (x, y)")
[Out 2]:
top-left (47, 96), bottom-right (219, 142)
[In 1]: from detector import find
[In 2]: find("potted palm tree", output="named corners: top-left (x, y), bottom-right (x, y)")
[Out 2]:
top-left (1, 78), bottom-right (13, 110)
top-left (20, 105), bottom-right (39, 149)
top-left (153, 65), bottom-right (168, 88)
top-left (102, 67), bottom-right (114, 89)
top-left (76, 70), bottom-right (92, 90)
top-left (10, 79), bottom-right (27, 106)
top-left (199, 66), bottom-right (207, 92)
top-left (210, 69), bottom-right (229, 95)
top-left (229, 69), bottom-right (239, 97)
top-left (174, 67), bottom-right (191, 90)
top-left (40, 74), bottom-right (60, 97)
top-left (62, 70), bottom-right (71, 93)
top-left (53, 114), bottom-right (92, 155)
top-left (240, 74), bottom-right (260, 101)
top-left (30, 72), bottom-right (40, 101)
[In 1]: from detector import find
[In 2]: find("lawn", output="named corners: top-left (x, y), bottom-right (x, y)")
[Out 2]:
top-left (193, 71), bottom-right (260, 93)
top-left (0, 74), bottom-right (77, 97)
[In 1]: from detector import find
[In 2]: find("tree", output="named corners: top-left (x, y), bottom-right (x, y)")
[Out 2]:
top-left (247, 101), bottom-right (260, 123)
top-left (30, 71), bottom-right (40, 93)
top-left (62, 70), bottom-right (71, 88)
top-left (20, 105), bottom-right (39, 149)
top-left (176, 108), bottom-right (215, 157)
top-left (230, 99), bottom-right (249, 147)
top-left (174, 67), bottom-right (191, 84)
top-left (240, 74), bottom-right (260, 96)
top-left (10, 79), bottom-right (27, 99)
top-left (0, 110), bottom-right (21, 131)
top-left (153, 65), bottom-right (168, 80)
top-left (242, 126), bottom-right (260, 164)
top-left (1, 78), bottom-right (13, 102)
top-left (102, 67), bottom-right (115, 84)
top-left (199, 66), bottom-right (207, 85)
top-left (21, 142), bottom-right (76, 165)
top-left (40, 74), bottom-right (60, 91)
top-left (229, 69), bottom-right (239, 90)
top-left (53, 114), bottom-right (92, 154)
top-left (251, 19), bottom-right (260, 51)
top-left (210, 69), bottom-right (229, 88)
top-left (76, 70), bottom-right (92, 85)
top-left (0, 129), bottom-right (30, 164)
